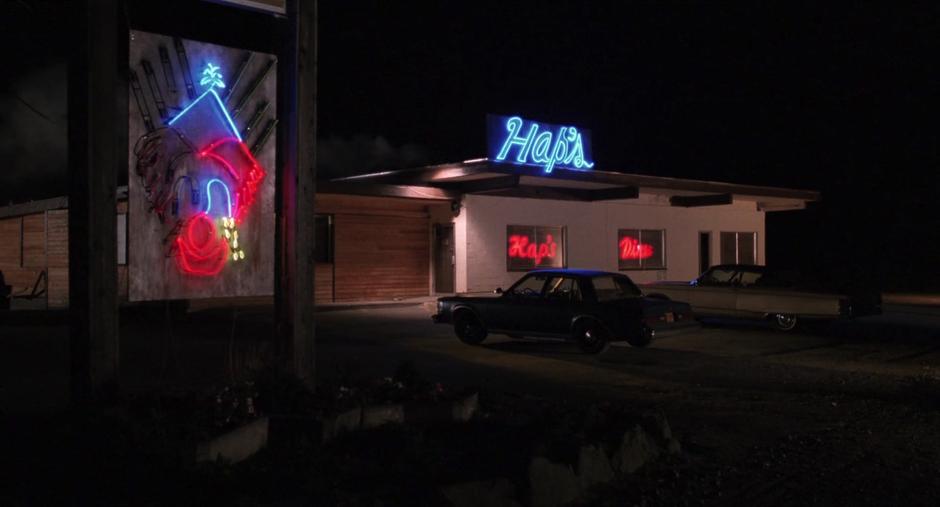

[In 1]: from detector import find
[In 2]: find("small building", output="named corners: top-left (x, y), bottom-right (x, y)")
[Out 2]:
top-left (0, 159), bottom-right (817, 308)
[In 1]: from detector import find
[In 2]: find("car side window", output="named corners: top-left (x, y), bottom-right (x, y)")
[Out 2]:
top-left (509, 274), bottom-right (548, 299)
top-left (700, 268), bottom-right (736, 286)
top-left (738, 271), bottom-right (761, 287)
top-left (544, 276), bottom-right (582, 303)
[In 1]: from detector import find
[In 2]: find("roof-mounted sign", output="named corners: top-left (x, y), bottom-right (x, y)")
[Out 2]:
top-left (487, 114), bottom-right (594, 174)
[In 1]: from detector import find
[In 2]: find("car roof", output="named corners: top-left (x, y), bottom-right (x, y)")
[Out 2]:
top-left (527, 268), bottom-right (619, 278)
top-left (707, 264), bottom-right (769, 273)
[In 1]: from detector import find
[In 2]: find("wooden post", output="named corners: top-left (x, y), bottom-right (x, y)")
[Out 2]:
top-left (275, 0), bottom-right (317, 383)
top-left (68, 0), bottom-right (122, 402)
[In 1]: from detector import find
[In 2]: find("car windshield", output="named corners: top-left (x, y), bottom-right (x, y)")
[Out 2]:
top-left (508, 274), bottom-right (549, 299)
top-left (699, 268), bottom-right (737, 286)
top-left (592, 275), bottom-right (642, 301)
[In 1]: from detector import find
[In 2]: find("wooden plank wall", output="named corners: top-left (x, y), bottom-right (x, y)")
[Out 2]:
top-left (45, 210), bottom-right (69, 308)
top-left (318, 194), bottom-right (430, 302)
top-left (0, 216), bottom-right (45, 299)
top-left (315, 263), bottom-right (333, 302)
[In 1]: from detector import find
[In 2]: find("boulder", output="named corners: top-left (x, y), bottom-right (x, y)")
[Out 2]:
top-left (441, 478), bottom-right (521, 507)
top-left (529, 456), bottom-right (580, 507)
top-left (322, 407), bottom-right (362, 441)
top-left (361, 403), bottom-right (404, 429)
top-left (452, 392), bottom-right (479, 422)
top-left (577, 444), bottom-right (614, 490)
top-left (196, 417), bottom-right (269, 464)
top-left (613, 424), bottom-right (660, 474)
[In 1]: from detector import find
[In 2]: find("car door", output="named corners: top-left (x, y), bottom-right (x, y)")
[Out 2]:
top-left (689, 267), bottom-right (738, 316)
top-left (536, 276), bottom-right (584, 336)
top-left (489, 273), bottom-right (550, 332)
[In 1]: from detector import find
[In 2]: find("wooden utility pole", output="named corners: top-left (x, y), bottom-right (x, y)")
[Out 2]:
top-left (275, 0), bottom-right (317, 384)
top-left (68, 0), bottom-right (122, 402)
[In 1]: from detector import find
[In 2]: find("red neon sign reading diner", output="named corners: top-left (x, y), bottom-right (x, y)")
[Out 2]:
top-left (619, 236), bottom-right (654, 260)
top-left (508, 234), bottom-right (558, 266)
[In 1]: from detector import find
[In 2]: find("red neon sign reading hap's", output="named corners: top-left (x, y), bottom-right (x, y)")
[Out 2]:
top-left (508, 234), bottom-right (558, 266)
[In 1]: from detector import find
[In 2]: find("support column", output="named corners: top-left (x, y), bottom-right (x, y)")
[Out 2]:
top-left (68, 0), bottom-right (122, 402)
top-left (275, 0), bottom-right (317, 383)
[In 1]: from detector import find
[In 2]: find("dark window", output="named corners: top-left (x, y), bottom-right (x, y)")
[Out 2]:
top-left (592, 275), bottom-right (642, 301)
top-left (315, 215), bottom-right (333, 263)
top-left (545, 276), bottom-right (582, 303)
top-left (508, 273), bottom-right (550, 298)
top-left (720, 232), bottom-right (757, 264)
top-left (618, 229), bottom-right (666, 270)
top-left (506, 225), bottom-right (566, 271)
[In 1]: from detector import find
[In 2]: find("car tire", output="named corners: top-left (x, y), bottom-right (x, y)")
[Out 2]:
top-left (454, 310), bottom-right (488, 345)
top-left (772, 313), bottom-right (798, 332)
top-left (625, 326), bottom-right (655, 348)
top-left (574, 321), bottom-right (610, 354)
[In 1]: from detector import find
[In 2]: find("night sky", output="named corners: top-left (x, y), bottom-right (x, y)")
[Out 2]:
top-left (1, 1), bottom-right (938, 290)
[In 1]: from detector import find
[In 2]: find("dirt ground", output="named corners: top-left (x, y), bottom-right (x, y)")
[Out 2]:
top-left (2, 303), bottom-right (940, 505)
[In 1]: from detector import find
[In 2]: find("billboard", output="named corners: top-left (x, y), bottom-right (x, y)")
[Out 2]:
top-left (128, 30), bottom-right (277, 301)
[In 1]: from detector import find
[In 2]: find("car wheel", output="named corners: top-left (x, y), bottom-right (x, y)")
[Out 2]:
top-left (454, 310), bottom-right (488, 345)
top-left (772, 313), bottom-right (798, 332)
top-left (574, 321), bottom-right (610, 354)
top-left (626, 326), bottom-right (655, 348)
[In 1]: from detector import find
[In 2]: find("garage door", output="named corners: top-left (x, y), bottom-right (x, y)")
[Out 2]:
top-left (332, 212), bottom-right (429, 302)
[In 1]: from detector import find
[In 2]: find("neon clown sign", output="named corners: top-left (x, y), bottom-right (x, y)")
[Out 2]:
top-left (488, 115), bottom-right (594, 174)
top-left (135, 63), bottom-right (266, 277)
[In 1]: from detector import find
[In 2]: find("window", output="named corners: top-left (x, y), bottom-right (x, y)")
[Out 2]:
top-left (618, 229), bottom-right (665, 270)
top-left (508, 273), bottom-right (549, 298)
top-left (592, 275), bottom-right (642, 301)
top-left (315, 215), bottom-right (333, 263)
top-left (545, 276), bottom-right (582, 303)
top-left (720, 232), bottom-right (757, 264)
top-left (506, 225), bottom-right (566, 271)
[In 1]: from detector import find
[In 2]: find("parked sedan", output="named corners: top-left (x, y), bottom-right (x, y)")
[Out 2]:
top-left (432, 269), bottom-right (696, 354)
top-left (645, 264), bottom-right (881, 331)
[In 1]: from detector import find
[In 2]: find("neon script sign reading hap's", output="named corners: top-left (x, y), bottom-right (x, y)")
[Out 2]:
top-left (508, 234), bottom-right (558, 266)
top-left (488, 115), bottom-right (594, 174)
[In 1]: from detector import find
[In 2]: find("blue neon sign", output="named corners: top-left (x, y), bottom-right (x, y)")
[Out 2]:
top-left (487, 115), bottom-right (594, 173)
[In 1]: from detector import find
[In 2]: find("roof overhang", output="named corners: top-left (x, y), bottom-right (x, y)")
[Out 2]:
top-left (333, 159), bottom-right (820, 209)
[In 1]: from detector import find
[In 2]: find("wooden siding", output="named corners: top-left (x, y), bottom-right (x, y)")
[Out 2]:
top-left (0, 217), bottom-right (21, 266)
top-left (45, 210), bottom-right (69, 307)
top-left (333, 213), bottom-right (429, 302)
top-left (22, 214), bottom-right (46, 268)
top-left (315, 263), bottom-right (333, 302)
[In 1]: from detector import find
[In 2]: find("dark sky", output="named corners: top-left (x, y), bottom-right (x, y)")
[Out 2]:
top-left (1, 1), bottom-right (938, 289)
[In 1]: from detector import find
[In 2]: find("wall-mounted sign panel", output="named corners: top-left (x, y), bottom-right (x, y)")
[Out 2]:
top-left (506, 225), bottom-right (566, 271)
top-left (128, 30), bottom-right (277, 301)
top-left (618, 229), bottom-right (666, 270)
top-left (488, 115), bottom-right (594, 174)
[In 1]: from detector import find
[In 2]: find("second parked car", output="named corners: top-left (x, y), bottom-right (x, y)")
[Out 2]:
top-left (432, 269), bottom-right (696, 354)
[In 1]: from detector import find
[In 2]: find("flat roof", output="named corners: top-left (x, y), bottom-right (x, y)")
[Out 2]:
top-left (334, 159), bottom-right (820, 211)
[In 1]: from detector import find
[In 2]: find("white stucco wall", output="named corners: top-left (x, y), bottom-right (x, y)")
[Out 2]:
top-left (456, 193), bottom-right (765, 293)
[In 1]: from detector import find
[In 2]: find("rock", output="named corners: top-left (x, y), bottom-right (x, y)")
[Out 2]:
top-left (641, 410), bottom-right (673, 442)
top-left (361, 403), bottom-right (404, 429)
top-left (322, 407), bottom-right (362, 441)
top-left (666, 438), bottom-right (682, 455)
top-left (577, 444), bottom-right (614, 490)
top-left (613, 424), bottom-right (661, 474)
top-left (196, 417), bottom-right (269, 464)
top-left (441, 478), bottom-right (521, 507)
top-left (452, 392), bottom-right (479, 422)
top-left (529, 456), bottom-right (580, 507)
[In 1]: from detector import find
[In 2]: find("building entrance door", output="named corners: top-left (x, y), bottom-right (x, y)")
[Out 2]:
top-left (434, 224), bottom-right (455, 294)
top-left (699, 232), bottom-right (711, 275)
